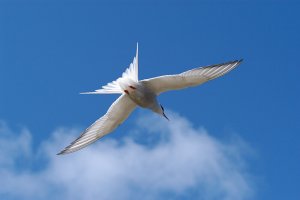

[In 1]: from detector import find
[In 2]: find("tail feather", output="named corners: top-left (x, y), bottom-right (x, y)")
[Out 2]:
top-left (82, 43), bottom-right (139, 95)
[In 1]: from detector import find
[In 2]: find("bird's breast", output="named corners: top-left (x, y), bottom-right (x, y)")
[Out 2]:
top-left (126, 84), bottom-right (156, 108)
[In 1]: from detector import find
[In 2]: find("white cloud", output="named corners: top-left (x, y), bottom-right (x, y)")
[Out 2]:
top-left (0, 111), bottom-right (254, 200)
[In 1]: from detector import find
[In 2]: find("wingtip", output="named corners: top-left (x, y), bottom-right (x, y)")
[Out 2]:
top-left (229, 59), bottom-right (243, 66)
top-left (57, 149), bottom-right (69, 155)
top-left (56, 151), bottom-right (64, 155)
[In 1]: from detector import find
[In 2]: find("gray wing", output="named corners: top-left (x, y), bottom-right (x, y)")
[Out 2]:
top-left (57, 94), bottom-right (136, 155)
top-left (141, 60), bottom-right (242, 94)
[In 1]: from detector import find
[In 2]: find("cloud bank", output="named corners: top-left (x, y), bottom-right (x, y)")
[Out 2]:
top-left (0, 111), bottom-right (253, 200)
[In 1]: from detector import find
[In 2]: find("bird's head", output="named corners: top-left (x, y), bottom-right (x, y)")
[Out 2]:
top-left (160, 104), bottom-right (169, 121)
top-left (151, 104), bottom-right (169, 121)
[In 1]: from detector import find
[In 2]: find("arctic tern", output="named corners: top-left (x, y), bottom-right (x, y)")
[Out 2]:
top-left (58, 44), bottom-right (242, 155)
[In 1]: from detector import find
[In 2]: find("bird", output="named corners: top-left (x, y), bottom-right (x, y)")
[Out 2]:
top-left (57, 43), bottom-right (242, 155)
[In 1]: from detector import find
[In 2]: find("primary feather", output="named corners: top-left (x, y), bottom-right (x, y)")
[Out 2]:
top-left (57, 94), bottom-right (136, 155)
top-left (141, 59), bottom-right (242, 94)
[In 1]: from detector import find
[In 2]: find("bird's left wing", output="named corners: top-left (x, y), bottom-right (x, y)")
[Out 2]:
top-left (141, 60), bottom-right (242, 94)
top-left (57, 94), bottom-right (136, 155)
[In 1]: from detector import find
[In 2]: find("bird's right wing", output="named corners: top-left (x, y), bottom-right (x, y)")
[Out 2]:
top-left (141, 60), bottom-right (242, 94)
top-left (57, 94), bottom-right (136, 155)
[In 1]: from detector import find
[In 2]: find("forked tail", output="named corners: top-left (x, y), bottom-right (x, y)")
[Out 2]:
top-left (81, 43), bottom-right (139, 94)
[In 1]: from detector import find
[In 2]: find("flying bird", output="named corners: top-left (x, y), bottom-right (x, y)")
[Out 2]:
top-left (58, 44), bottom-right (242, 155)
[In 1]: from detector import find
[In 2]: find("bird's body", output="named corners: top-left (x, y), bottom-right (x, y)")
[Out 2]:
top-left (125, 82), bottom-right (157, 109)
top-left (58, 44), bottom-right (242, 155)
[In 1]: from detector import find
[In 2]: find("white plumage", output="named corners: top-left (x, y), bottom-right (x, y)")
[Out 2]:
top-left (80, 44), bottom-right (139, 94)
top-left (58, 43), bottom-right (242, 155)
top-left (58, 94), bottom-right (136, 154)
top-left (142, 59), bottom-right (241, 94)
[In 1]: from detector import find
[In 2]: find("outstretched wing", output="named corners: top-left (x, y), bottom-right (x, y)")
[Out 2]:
top-left (141, 60), bottom-right (242, 94)
top-left (57, 94), bottom-right (136, 155)
top-left (81, 43), bottom-right (139, 94)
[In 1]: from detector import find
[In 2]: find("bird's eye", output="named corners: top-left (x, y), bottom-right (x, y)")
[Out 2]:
top-left (160, 105), bottom-right (164, 111)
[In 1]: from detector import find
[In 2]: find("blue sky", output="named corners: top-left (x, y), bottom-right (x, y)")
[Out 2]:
top-left (0, 0), bottom-right (299, 199)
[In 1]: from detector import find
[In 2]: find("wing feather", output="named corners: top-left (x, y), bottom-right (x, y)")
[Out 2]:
top-left (141, 60), bottom-right (242, 94)
top-left (57, 94), bottom-right (136, 155)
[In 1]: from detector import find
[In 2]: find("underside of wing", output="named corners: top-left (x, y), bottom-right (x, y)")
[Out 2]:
top-left (57, 94), bottom-right (136, 155)
top-left (141, 59), bottom-right (242, 94)
top-left (81, 43), bottom-right (139, 94)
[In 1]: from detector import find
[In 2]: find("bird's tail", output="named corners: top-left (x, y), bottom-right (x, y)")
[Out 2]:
top-left (81, 43), bottom-right (139, 95)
